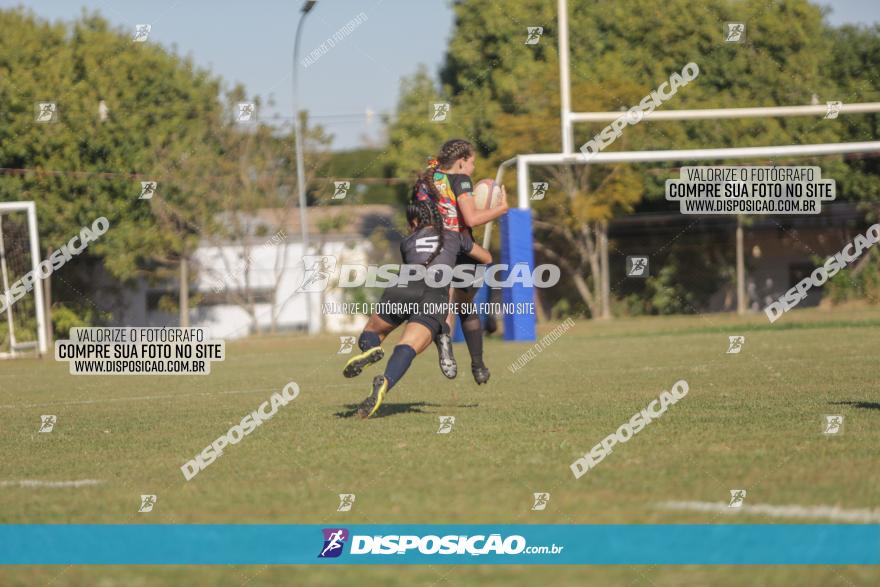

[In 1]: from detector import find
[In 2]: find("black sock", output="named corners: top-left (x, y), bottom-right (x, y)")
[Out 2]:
top-left (459, 310), bottom-right (485, 369)
top-left (384, 345), bottom-right (417, 390)
top-left (358, 331), bottom-right (381, 352)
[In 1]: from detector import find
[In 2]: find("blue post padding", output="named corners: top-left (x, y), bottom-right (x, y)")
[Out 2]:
top-left (452, 283), bottom-right (490, 342)
top-left (500, 208), bottom-right (536, 341)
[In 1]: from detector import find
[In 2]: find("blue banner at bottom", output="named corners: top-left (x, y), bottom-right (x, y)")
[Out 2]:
top-left (1, 524), bottom-right (878, 565)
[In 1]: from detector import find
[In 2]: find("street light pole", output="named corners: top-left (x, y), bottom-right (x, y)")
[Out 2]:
top-left (293, 0), bottom-right (316, 333)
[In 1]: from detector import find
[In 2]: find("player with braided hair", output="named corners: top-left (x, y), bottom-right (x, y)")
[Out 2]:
top-left (341, 198), bottom-right (491, 419)
top-left (413, 139), bottom-right (508, 232)
top-left (413, 139), bottom-right (509, 385)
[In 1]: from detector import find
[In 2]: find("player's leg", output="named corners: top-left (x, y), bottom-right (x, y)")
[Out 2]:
top-left (453, 286), bottom-right (489, 384)
top-left (434, 247), bottom-right (483, 381)
top-left (433, 287), bottom-right (457, 379)
top-left (358, 321), bottom-right (434, 419)
top-left (343, 314), bottom-right (396, 378)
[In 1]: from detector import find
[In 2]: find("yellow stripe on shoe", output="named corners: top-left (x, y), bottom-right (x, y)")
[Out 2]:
top-left (359, 375), bottom-right (388, 420)
top-left (343, 346), bottom-right (384, 378)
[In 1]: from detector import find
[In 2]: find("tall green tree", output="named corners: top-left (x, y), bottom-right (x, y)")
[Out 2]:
top-left (828, 24), bottom-right (880, 213)
top-left (0, 9), bottom-right (227, 325)
top-left (384, 67), bottom-right (476, 193)
top-left (0, 8), bottom-right (333, 330)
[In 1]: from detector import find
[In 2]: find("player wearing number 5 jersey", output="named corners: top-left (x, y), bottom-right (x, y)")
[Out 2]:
top-left (342, 198), bottom-right (491, 419)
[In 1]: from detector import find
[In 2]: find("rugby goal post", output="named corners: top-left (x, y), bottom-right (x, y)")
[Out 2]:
top-left (481, 0), bottom-right (880, 342)
top-left (0, 201), bottom-right (48, 357)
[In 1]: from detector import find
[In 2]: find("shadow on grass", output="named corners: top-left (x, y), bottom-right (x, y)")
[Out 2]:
top-left (335, 401), bottom-right (479, 419)
top-left (829, 400), bottom-right (880, 411)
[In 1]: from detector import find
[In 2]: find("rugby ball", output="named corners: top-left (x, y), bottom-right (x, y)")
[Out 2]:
top-left (472, 178), bottom-right (501, 210)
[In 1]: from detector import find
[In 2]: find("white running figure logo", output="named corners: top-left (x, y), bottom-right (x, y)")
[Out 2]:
top-left (138, 494), bottom-right (157, 512)
top-left (321, 529), bottom-right (346, 557)
top-left (333, 181), bottom-right (350, 199)
top-left (727, 336), bottom-right (745, 354)
top-left (725, 23), bottom-right (745, 42)
top-left (628, 256), bottom-right (648, 276)
top-left (728, 489), bottom-right (746, 508)
top-left (437, 416), bottom-right (455, 434)
top-left (39, 415), bottom-right (57, 433)
top-left (531, 492), bottom-right (550, 511)
top-left (337, 494), bottom-right (355, 512)
top-left (298, 256), bottom-right (335, 292)
top-left (525, 27), bottom-right (543, 45)
top-left (432, 103), bottom-right (450, 122)
top-left (823, 415), bottom-right (843, 435)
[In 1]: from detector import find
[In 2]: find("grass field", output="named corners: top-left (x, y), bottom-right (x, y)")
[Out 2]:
top-left (1, 306), bottom-right (879, 586)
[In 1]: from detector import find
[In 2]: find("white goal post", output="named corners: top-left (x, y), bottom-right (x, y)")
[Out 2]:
top-left (494, 141), bottom-right (880, 211)
top-left (0, 201), bottom-right (47, 357)
top-left (483, 0), bottom-right (880, 340)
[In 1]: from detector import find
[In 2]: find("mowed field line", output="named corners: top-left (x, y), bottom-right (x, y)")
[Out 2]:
top-left (0, 479), bottom-right (104, 488)
top-left (0, 386), bottom-right (280, 410)
top-left (657, 500), bottom-right (880, 523)
top-left (0, 378), bottom-right (434, 411)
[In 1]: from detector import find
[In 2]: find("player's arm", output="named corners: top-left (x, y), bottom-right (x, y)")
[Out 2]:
top-left (457, 185), bottom-right (509, 228)
top-left (459, 231), bottom-right (492, 265)
top-left (467, 241), bottom-right (492, 265)
top-left (450, 175), bottom-right (509, 228)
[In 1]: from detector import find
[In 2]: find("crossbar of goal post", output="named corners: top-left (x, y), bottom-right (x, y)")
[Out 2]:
top-left (0, 201), bottom-right (47, 356)
top-left (485, 141), bottom-right (880, 341)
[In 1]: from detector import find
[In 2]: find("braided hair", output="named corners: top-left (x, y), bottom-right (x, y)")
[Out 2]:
top-left (406, 199), bottom-right (446, 267)
top-left (408, 139), bottom-right (473, 267)
top-left (410, 139), bottom-right (475, 206)
top-left (436, 139), bottom-right (474, 169)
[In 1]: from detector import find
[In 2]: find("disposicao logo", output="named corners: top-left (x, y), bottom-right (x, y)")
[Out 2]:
top-left (318, 528), bottom-right (349, 558)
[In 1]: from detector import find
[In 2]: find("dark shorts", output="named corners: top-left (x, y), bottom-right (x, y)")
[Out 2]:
top-left (377, 284), bottom-right (449, 336)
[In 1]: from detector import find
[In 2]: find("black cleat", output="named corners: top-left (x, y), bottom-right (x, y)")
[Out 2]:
top-left (357, 375), bottom-right (389, 419)
top-left (343, 346), bottom-right (384, 378)
top-left (435, 332), bottom-right (457, 379)
top-left (472, 366), bottom-right (490, 385)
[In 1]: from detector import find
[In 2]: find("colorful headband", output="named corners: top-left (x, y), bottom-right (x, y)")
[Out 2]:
top-left (426, 158), bottom-right (439, 169)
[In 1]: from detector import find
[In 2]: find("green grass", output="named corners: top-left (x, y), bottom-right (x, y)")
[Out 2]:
top-left (1, 306), bottom-right (879, 586)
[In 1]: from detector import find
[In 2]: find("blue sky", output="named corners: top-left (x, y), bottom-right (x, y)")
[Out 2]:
top-left (4, 0), bottom-right (879, 151)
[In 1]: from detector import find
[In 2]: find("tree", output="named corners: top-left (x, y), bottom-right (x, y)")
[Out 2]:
top-left (0, 9), bottom-right (227, 328)
top-left (0, 8), bottom-right (337, 332)
top-left (828, 24), bottom-right (880, 215)
top-left (384, 67), bottom-right (475, 191)
top-left (820, 23), bottom-right (880, 302)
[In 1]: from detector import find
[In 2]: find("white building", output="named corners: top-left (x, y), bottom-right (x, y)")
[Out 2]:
top-left (110, 205), bottom-right (398, 339)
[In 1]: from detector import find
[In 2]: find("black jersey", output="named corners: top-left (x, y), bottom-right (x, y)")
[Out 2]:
top-left (376, 226), bottom-right (473, 335)
top-left (399, 225), bottom-right (473, 270)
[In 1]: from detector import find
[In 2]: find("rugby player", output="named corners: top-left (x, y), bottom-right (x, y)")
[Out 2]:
top-left (342, 199), bottom-right (492, 419)
top-left (413, 139), bottom-right (509, 384)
